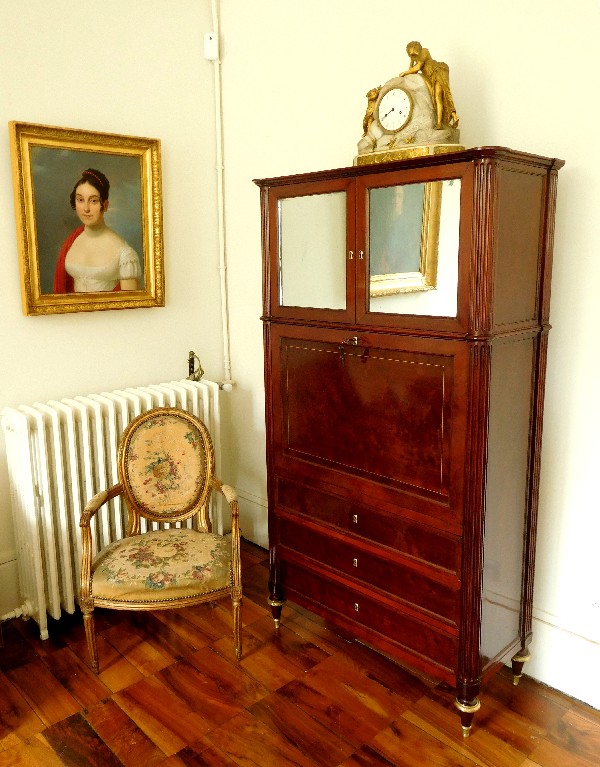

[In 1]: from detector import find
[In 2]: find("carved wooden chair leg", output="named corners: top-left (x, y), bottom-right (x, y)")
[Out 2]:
top-left (232, 593), bottom-right (242, 660)
top-left (81, 598), bottom-right (99, 674)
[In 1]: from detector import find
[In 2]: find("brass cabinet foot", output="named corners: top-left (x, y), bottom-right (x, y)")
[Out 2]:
top-left (511, 650), bottom-right (531, 686)
top-left (268, 597), bottom-right (285, 628)
top-left (454, 697), bottom-right (481, 737)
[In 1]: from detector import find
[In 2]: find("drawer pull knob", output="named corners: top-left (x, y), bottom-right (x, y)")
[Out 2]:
top-left (354, 602), bottom-right (360, 611)
top-left (353, 558), bottom-right (358, 567)
top-left (352, 514), bottom-right (358, 524)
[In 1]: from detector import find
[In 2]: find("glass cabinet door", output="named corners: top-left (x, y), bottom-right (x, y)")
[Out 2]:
top-left (356, 175), bottom-right (462, 325)
top-left (268, 178), bottom-right (355, 323)
top-left (279, 192), bottom-right (346, 309)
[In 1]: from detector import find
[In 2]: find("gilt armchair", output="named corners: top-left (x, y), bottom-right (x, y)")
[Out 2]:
top-left (79, 407), bottom-right (242, 673)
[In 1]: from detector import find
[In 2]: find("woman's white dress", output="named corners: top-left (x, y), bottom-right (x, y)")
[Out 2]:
top-left (65, 245), bottom-right (141, 292)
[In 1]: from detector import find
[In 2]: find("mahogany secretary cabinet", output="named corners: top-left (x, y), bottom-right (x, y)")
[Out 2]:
top-left (255, 147), bottom-right (563, 735)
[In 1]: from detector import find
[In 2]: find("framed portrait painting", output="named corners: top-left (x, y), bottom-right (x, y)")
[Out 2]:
top-left (9, 121), bottom-right (164, 315)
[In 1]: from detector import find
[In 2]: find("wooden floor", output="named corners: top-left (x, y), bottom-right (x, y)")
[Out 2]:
top-left (0, 540), bottom-right (598, 767)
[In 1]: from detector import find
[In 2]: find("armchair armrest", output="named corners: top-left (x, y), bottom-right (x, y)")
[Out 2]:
top-left (211, 477), bottom-right (239, 513)
top-left (79, 483), bottom-right (123, 602)
top-left (80, 483), bottom-right (124, 528)
top-left (210, 477), bottom-right (242, 589)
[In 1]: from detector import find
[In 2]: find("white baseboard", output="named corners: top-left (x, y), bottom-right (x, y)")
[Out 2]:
top-left (236, 487), bottom-right (269, 549)
top-left (525, 611), bottom-right (600, 711)
top-left (0, 548), bottom-right (16, 567)
top-left (0, 557), bottom-right (20, 616)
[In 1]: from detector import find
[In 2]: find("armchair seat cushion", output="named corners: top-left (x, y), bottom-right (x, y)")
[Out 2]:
top-left (90, 528), bottom-right (232, 603)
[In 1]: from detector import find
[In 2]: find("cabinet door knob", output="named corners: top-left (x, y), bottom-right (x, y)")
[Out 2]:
top-left (353, 558), bottom-right (358, 567)
top-left (354, 602), bottom-right (360, 612)
top-left (352, 514), bottom-right (358, 524)
top-left (358, 250), bottom-right (364, 260)
top-left (348, 250), bottom-right (354, 260)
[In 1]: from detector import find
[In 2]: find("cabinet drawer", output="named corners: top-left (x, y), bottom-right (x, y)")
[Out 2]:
top-left (277, 477), bottom-right (460, 574)
top-left (279, 515), bottom-right (459, 626)
top-left (281, 560), bottom-right (457, 676)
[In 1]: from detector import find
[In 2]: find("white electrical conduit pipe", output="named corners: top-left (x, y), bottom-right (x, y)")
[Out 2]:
top-left (210, 0), bottom-right (233, 391)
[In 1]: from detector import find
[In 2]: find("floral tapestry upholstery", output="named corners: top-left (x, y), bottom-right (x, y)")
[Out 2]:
top-left (124, 413), bottom-right (207, 516)
top-left (91, 528), bottom-right (232, 602)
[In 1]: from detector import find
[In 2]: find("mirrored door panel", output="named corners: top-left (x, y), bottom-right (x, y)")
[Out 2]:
top-left (366, 178), bottom-right (461, 318)
top-left (279, 191), bottom-right (347, 310)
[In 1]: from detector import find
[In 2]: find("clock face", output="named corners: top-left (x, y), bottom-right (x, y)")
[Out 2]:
top-left (377, 87), bottom-right (413, 133)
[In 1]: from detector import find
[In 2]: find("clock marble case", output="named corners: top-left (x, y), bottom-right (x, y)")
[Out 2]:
top-left (357, 73), bottom-right (461, 164)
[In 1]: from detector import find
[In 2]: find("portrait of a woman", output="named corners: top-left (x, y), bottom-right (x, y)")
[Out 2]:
top-left (53, 168), bottom-right (142, 293)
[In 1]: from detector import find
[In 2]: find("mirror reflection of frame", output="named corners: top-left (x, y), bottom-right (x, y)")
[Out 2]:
top-left (9, 121), bottom-right (164, 316)
top-left (369, 180), bottom-right (442, 296)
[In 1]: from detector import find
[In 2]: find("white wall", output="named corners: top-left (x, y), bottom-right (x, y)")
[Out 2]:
top-left (1, 0), bottom-right (598, 711)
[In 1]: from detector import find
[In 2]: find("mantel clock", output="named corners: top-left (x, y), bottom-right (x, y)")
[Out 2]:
top-left (357, 41), bottom-right (463, 165)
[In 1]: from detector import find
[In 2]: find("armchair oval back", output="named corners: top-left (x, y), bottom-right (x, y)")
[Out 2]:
top-left (118, 408), bottom-right (215, 529)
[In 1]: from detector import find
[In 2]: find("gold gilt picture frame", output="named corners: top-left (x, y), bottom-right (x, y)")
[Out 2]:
top-left (369, 180), bottom-right (442, 296)
top-left (9, 121), bottom-right (164, 315)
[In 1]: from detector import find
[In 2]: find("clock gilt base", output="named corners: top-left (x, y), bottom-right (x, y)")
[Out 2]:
top-left (354, 141), bottom-right (464, 166)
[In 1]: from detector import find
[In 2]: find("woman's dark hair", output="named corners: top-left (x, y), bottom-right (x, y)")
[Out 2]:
top-left (70, 168), bottom-right (110, 209)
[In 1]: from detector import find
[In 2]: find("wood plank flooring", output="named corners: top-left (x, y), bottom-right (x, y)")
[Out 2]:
top-left (0, 539), bottom-right (598, 766)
